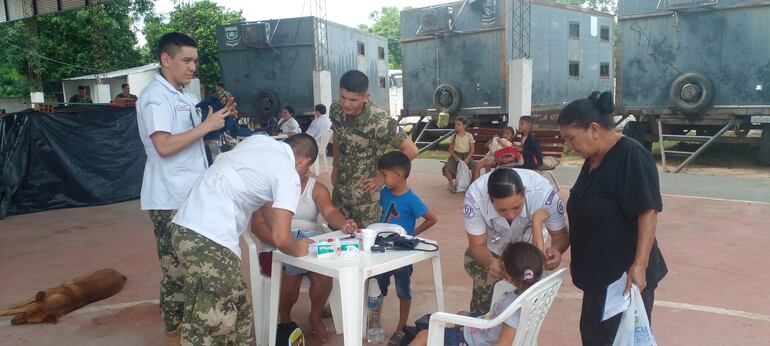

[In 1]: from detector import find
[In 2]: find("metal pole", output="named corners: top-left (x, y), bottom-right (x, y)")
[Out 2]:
top-left (656, 118), bottom-right (667, 172)
top-left (674, 118), bottom-right (736, 173)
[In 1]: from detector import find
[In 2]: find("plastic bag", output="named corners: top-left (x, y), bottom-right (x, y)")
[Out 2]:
top-left (456, 160), bottom-right (471, 192)
top-left (612, 285), bottom-right (657, 346)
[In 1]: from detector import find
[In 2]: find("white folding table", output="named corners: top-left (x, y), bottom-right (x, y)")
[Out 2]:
top-left (267, 231), bottom-right (445, 345)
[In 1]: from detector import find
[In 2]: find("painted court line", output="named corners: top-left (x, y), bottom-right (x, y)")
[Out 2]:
top-left (558, 185), bottom-right (770, 205)
top-left (556, 292), bottom-right (770, 323)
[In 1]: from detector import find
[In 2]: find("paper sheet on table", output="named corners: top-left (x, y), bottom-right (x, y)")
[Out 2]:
top-left (602, 272), bottom-right (631, 321)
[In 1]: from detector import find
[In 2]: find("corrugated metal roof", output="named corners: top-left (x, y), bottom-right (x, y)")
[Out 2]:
top-left (63, 63), bottom-right (159, 81)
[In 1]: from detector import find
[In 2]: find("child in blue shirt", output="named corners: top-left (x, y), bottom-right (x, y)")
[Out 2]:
top-left (375, 151), bottom-right (438, 345)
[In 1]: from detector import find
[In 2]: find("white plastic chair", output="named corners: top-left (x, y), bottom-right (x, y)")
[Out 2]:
top-left (241, 231), bottom-right (341, 345)
top-left (311, 129), bottom-right (333, 176)
top-left (426, 268), bottom-right (567, 346)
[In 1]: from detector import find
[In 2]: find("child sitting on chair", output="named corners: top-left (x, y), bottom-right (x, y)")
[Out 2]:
top-left (472, 127), bottom-right (523, 180)
top-left (442, 117), bottom-right (476, 192)
top-left (376, 151), bottom-right (439, 345)
top-left (408, 242), bottom-right (545, 346)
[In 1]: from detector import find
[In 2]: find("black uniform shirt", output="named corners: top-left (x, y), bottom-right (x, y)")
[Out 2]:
top-left (567, 136), bottom-right (668, 292)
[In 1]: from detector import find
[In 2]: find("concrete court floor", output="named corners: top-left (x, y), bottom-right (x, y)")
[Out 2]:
top-left (1, 161), bottom-right (769, 345)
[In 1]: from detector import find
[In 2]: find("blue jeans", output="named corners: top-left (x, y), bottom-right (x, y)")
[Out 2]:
top-left (375, 265), bottom-right (413, 300)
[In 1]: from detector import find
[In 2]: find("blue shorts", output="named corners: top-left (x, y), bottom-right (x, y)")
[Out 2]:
top-left (375, 265), bottom-right (413, 300)
top-left (415, 314), bottom-right (469, 345)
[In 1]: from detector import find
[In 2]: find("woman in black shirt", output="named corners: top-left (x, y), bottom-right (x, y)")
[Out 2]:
top-left (557, 92), bottom-right (667, 345)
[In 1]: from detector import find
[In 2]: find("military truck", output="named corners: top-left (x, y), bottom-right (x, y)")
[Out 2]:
top-left (616, 0), bottom-right (770, 169)
top-left (400, 0), bottom-right (614, 138)
top-left (216, 17), bottom-right (390, 129)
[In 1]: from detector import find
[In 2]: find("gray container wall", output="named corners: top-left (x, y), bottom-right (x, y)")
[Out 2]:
top-left (401, 0), bottom-right (508, 113)
top-left (325, 21), bottom-right (390, 109)
top-left (531, 4), bottom-right (614, 105)
top-left (217, 17), bottom-right (389, 120)
top-left (400, 0), bottom-right (614, 116)
top-left (617, 2), bottom-right (770, 108)
top-left (619, 0), bottom-right (756, 16)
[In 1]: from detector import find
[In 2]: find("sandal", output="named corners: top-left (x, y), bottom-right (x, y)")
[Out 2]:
top-left (388, 331), bottom-right (406, 346)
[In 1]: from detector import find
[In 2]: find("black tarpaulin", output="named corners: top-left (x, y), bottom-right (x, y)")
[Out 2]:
top-left (0, 106), bottom-right (146, 218)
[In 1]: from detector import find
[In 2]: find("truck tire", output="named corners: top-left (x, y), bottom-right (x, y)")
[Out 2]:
top-left (759, 124), bottom-right (770, 166)
top-left (623, 121), bottom-right (652, 151)
top-left (433, 84), bottom-right (461, 114)
top-left (254, 90), bottom-right (280, 118)
top-left (669, 72), bottom-right (715, 115)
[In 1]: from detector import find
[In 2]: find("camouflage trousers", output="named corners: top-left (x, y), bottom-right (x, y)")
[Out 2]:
top-left (332, 183), bottom-right (381, 227)
top-left (463, 247), bottom-right (500, 314)
top-left (148, 210), bottom-right (185, 332)
top-left (171, 225), bottom-right (254, 346)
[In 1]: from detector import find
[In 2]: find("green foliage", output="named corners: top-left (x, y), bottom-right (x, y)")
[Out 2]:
top-left (359, 6), bottom-right (405, 69)
top-left (143, 0), bottom-right (244, 92)
top-left (0, 0), bottom-right (154, 97)
top-left (553, 0), bottom-right (617, 12)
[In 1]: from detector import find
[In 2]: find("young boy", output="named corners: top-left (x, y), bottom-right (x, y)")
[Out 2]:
top-left (516, 116), bottom-right (543, 170)
top-left (375, 151), bottom-right (438, 345)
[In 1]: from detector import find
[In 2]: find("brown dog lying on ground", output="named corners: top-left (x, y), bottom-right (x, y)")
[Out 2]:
top-left (0, 268), bottom-right (127, 325)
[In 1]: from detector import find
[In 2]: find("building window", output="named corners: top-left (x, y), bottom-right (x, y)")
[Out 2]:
top-left (357, 42), bottom-right (366, 56)
top-left (569, 61), bottom-right (580, 78)
top-left (600, 62), bottom-right (610, 78)
top-left (378, 77), bottom-right (387, 88)
top-left (378, 46), bottom-right (385, 60)
top-left (569, 21), bottom-right (580, 39)
top-left (600, 26), bottom-right (610, 42)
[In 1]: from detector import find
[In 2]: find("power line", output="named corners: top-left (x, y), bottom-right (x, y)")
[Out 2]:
top-left (0, 36), bottom-right (101, 73)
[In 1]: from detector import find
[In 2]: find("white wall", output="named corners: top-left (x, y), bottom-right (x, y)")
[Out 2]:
top-left (0, 97), bottom-right (30, 113)
top-left (127, 70), bottom-right (156, 97)
top-left (108, 78), bottom-right (128, 99)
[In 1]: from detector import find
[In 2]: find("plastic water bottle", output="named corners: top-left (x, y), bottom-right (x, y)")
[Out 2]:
top-left (366, 279), bottom-right (386, 344)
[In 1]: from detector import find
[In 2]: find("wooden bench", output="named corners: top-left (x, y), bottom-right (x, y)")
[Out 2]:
top-left (467, 127), bottom-right (566, 190)
top-left (468, 128), bottom-right (566, 162)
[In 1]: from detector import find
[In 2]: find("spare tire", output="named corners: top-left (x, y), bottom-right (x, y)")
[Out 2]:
top-left (669, 72), bottom-right (715, 115)
top-left (433, 84), bottom-right (461, 114)
top-left (254, 90), bottom-right (280, 118)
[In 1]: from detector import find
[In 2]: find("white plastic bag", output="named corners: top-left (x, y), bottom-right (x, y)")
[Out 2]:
top-left (612, 285), bottom-right (657, 346)
top-left (455, 160), bottom-right (471, 192)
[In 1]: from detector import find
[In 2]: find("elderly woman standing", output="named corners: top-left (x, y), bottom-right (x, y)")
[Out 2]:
top-left (557, 92), bottom-right (667, 345)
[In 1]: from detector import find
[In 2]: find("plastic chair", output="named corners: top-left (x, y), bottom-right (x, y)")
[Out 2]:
top-left (311, 129), bottom-right (333, 176)
top-left (241, 232), bottom-right (272, 346)
top-left (426, 268), bottom-right (567, 346)
top-left (241, 231), bottom-right (341, 345)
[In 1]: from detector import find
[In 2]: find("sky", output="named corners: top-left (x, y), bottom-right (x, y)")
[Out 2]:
top-left (154, 0), bottom-right (448, 28)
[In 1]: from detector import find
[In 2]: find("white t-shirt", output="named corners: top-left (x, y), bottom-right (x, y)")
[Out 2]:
top-left (172, 135), bottom-right (301, 258)
top-left (463, 168), bottom-right (567, 255)
top-left (279, 117), bottom-right (301, 135)
top-left (137, 73), bottom-right (207, 210)
top-left (305, 114), bottom-right (332, 140)
top-left (464, 291), bottom-right (521, 346)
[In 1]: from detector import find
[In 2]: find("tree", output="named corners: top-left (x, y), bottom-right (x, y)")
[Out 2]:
top-left (0, 0), bottom-right (154, 97)
top-left (554, 0), bottom-right (617, 12)
top-left (143, 0), bottom-right (244, 92)
top-left (358, 6), bottom-right (406, 69)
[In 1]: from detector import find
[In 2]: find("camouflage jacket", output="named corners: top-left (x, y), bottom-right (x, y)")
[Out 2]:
top-left (69, 94), bottom-right (93, 104)
top-left (330, 101), bottom-right (406, 188)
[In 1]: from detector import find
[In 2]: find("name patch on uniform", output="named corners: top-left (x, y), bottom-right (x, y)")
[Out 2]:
top-left (545, 189), bottom-right (557, 206)
top-left (176, 104), bottom-right (191, 112)
top-left (557, 199), bottom-right (565, 214)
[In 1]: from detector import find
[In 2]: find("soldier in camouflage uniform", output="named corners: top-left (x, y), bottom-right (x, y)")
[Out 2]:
top-left (69, 86), bottom-right (93, 104)
top-left (148, 210), bottom-right (186, 333)
top-left (330, 70), bottom-right (419, 226)
top-left (170, 134), bottom-right (317, 344)
top-left (215, 82), bottom-right (233, 105)
top-left (171, 224), bottom-right (253, 345)
top-left (464, 248), bottom-right (500, 313)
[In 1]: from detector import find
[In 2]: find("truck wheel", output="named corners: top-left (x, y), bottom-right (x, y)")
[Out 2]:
top-left (254, 90), bottom-right (279, 118)
top-left (759, 124), bottom-right (770, 166)
top-left (433, 84), bottom-right (461, 114)
top-left (669, 72), bottom-right (715, 115)
top-left (623, 121), bottom-right (652, 151)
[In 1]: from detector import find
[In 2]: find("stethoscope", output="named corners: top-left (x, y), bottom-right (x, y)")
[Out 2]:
top-left (490, 193), bottom-right (533, 244)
